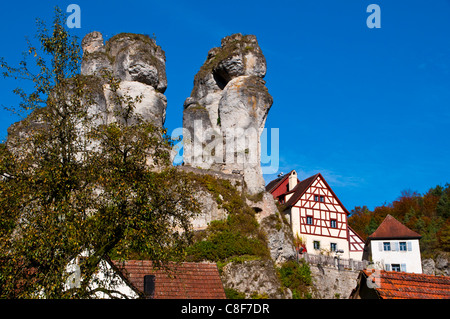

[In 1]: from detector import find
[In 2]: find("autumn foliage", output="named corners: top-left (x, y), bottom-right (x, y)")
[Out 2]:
top-left (348, 186), bottom-right (450, 257)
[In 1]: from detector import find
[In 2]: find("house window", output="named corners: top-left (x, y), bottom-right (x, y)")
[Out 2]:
top-left (313, 241), bottom-right (320, 250)
top-left (320, 196), bottom-right (325, 202)
top-left (330, 243), bottom-right (337, 252)
top-left (383, 242), bottom-right (391, 251)
top-left (306, 216), bottom-right (313, 225)
top-left (330, 219), bottom-right (337, 228)
top-left (314, 195), bottom-right (319, 201)
top-left (391, 264), bottom-right (401, 272)
top-left (399, 242), bottom-right (407, 251)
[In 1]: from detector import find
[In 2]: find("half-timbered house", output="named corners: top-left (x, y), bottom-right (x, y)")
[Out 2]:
top-left (266, 170), bottom-right (365, 260)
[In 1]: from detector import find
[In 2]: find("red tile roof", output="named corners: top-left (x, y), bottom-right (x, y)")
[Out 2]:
top-left (112, 260), bottom-right (226, 299)
top-left (362, 269), bottom-right (450, 299)
top-left (368, 214), bottom-right (422, 240)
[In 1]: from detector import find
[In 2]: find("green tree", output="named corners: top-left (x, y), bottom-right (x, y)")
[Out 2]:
top-left (0, 7), bottom-right (199, 298)
top-left (365, 216), bottom-right (379, 237)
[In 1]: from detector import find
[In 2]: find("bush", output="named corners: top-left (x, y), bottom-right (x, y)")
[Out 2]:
top-left (224, 288), bottom-right (245, 299)
top-left (278, 260), bottom-right (312, 299)
top-left (183, 171), bottom-right (270, 263)
top-left (186, 230), bottom-right (267, 262)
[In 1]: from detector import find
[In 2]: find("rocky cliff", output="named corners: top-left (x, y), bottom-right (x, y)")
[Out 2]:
top-left (183, 33), bottom-right (273, 195)
top-left (422, 252), bottom-right (449, 276)
top-left (81, 31), bottom-right (168, 128)
top-left (5, 31), bottom-right (299, 299)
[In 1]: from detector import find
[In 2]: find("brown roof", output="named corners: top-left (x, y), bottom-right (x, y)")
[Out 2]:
top-left (368, 214), bottom-right (422, 240)
top-left (284, 173), bottom-right (319, 208)
top-left (265, 171), bottom-right (292, 193)
top-left (362, 269), bottom-right (450, 299)
top-left (112, 260), bottom-right (226, 299)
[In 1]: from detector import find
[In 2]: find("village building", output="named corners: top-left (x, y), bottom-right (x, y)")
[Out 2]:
top-left (350, 269), bottom-right (450, 299)
top-left (65, 254), bottom-right (225, 299)
top-left (266, 170), bottom-right (365, 261)
top-left (363, 214), bottom-right (423, 274)
top-left (111, 260), bottom-right (226, 299)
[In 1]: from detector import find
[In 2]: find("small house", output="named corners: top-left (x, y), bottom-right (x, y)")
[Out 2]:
top-left (111, 260), bottom-right (226, 299)
top-left (363, 214), bottom-right (423, 273)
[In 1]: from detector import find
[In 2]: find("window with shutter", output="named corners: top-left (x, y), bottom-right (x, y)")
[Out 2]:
top-left (391, 264), bottom-right (401, 272)
top-left (400, 242), bottom-right (407, 251)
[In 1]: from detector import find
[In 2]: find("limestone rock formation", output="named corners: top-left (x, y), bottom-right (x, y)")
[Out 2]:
top-left (248, 192), bottom-right (297, 265)
top-left (183, 33), bottom-right (273, 195)
top-left (81, 31), bottom-right (168, 127)
top-left (6, 32), bottom-right (170, 172)
top-left (309, 265), bottom-right (360, 299)
top-left (221, 260), bottom-right (290, 299)
top-left (422, 252), bottom-right (449, 276)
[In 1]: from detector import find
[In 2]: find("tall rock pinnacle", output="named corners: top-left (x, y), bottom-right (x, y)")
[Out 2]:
top-left (183, 33), bottom-right (273, 194)
top-left (81, 31), bottom-right (168, 127)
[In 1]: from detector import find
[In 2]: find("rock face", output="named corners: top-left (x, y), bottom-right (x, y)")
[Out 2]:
top-left (249, 192), bottom-right (297, 265)
top-left (422, 252), bottom-right (449, 276)
top-left (309, 265), bottom-right (360, 299)
top-left (221, 260), bottom-right (290, 299)
top-left (183, 33), bottom-right (273, 195)
top-left (81, 31), bottom-right (167, 127)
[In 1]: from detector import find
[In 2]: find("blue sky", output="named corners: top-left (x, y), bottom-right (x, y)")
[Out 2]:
top-left (0, 1), bottom-right (449, 211)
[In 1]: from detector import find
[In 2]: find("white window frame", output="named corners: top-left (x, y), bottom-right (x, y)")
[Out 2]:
top-left (330, 219), bottom-right (337, 228)
top-left (313, 241), bottom-right (320, 250)
top-left (399, 242), bottom-right (407, 251)
top-left (330, 243), bottom-right (337, 252)
top-left (391, 264), bottom-right (401, 272)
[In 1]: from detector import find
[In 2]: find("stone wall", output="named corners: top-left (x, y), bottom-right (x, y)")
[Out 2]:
top-left (309, 264), bottom-right (360, 299)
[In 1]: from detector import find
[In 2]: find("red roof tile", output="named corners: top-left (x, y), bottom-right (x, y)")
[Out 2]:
top-left (368, 214), bottom-right (422, 240)
top-left (362, 269), bottom-right (450, 299)
top-left (112, 260), bottom-right (226, 299)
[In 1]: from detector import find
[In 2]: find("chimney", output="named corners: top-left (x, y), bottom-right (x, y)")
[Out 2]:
top-left (144, 275), bottom-right (156, 299)
top-left (288, 170), bottom-right (298, 191)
